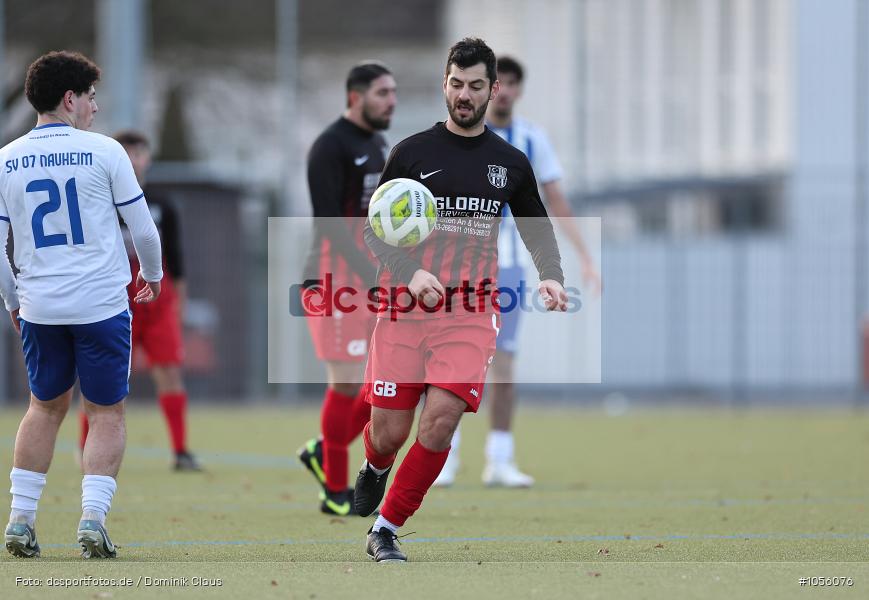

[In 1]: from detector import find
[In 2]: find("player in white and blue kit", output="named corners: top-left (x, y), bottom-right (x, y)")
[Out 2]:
top-left (0, 52), bottom-right (163, 559)
top-left (435, 56), bottom-right (601, 487)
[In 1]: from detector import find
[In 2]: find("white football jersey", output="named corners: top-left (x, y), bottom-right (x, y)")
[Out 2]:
top-left (489, 117), bottom-right (564, 270)
top-left (0, 123), bottom-right (144, 324)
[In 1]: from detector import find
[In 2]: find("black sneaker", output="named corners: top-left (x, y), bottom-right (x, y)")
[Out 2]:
top-left (354, 462), bottom-right (391, 517)
top-left (366, 527), bottom-right (406, 562)
top-left (174, 451), bottom-right (203, 472)
top-left (320, 488), bottom-right (356, 516)
top-left (297, 438), bottom-right (327, 492)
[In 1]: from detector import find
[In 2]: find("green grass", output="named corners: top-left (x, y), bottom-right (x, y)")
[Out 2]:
top-left (0, 405), bottom-right (867, 599)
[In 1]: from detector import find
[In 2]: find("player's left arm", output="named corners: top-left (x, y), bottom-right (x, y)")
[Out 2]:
top-left (510, 164), bottom-right (567, 312)
top-left (119, 201), bottom-right (163, 303)
top-left (541, 180), bottom-right (601, 296)
top-left (109, 140), bottom-right (163, 302)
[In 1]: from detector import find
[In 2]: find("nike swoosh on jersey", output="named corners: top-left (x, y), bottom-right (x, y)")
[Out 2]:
top-left (420, 169), bottom-right (442, 180)
top-left (354, 155), bottom-right (369, 166)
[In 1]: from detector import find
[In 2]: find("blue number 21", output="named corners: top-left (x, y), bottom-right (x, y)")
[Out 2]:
top-left (28, 178), bottom-right (84, 248)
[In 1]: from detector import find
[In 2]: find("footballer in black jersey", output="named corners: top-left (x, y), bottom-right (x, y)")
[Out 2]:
top-left (354, 38), bottom-right (567, 563)
top-left (366, 121), bottom-right (564, 311)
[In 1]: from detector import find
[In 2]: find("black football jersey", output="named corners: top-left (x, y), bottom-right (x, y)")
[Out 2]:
top-left (303, 117), bottom-right (388, 287)
top-left (364, 122), bottom-right (563, 315)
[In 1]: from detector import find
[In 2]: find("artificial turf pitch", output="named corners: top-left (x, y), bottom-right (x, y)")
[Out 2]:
top-left (0, 404), bottom-right (866, 598)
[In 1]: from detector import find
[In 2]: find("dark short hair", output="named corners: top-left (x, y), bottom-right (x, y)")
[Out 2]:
top-left (346, 61), bottom-right (392, 94)
top-left (113, 129), bottom-right (150, 149)
top-left (25, 51), bottom-right (101, 114)
top-left (497, 56), bottom-right (524, 82)
top-left (445, 38), bottom-right (497, 85)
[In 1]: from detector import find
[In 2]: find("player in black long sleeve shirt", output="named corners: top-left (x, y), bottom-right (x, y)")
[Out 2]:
top-left (354, 38), bottom-right (567, 563)
top-left (363, 122), bottom-right (564, 316)
top-left (296, 63), bottom-right (397, 518)
top-left (303, 119), bottom-right (386, 286)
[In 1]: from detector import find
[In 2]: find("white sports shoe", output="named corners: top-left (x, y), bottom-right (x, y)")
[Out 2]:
top-left (432, 452), bottom-right (460, 487)
top-left (482, 462), bottom-right (534, 488)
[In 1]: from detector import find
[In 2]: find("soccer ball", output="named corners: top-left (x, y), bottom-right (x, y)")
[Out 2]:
top-left (368, 178), bottom-right (438, 247)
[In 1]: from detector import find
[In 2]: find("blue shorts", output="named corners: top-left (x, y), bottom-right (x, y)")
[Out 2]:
top-left (20, 310), bottom-right (132, 406)
top-left (495, 266), bottom-right (526, 354)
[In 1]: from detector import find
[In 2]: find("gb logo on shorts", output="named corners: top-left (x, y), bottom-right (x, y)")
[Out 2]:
top-left (487, 165), bottom-right (507, 189)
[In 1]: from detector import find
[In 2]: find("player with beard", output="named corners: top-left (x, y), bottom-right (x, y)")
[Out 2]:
top-left (434, 56), bottom-right (601, 488)
top-left (353, 38), bottom-right (567, 562)
top-left (296, 62), bottom-right (396, 516)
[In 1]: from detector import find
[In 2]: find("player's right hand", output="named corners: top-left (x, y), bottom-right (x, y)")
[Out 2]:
top-left (409, 269), bottom-right (445, 309)
top-left (9, 308), bottom-right (20, 335)
top-left (135, 270), bottom-right (162, 304)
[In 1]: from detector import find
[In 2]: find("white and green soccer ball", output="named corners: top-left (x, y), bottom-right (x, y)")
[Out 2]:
top-left (368, 178), bottom-right (438, 247)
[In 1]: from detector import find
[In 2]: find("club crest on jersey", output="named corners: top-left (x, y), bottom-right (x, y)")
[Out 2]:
top-left (487, 165), bottom-right (507, 189)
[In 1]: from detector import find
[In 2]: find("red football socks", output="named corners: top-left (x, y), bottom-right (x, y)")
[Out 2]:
top-left (321, 388), bottom-right (359, 493)
top-left (159, 392), bottom-right (188, 454)
top-left (379, 439), bottom-right (450, 527)
top-left (362, 421), bottom-right (397, 471)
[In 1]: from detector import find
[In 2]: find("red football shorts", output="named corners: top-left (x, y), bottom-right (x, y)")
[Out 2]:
top-left (301, 286), bottom-right (376, 362)
top-left (127, 264), bottom-right (183, 367)
top-left (363, 313), bottom-right (500, 412)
